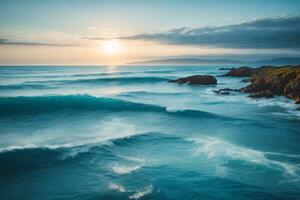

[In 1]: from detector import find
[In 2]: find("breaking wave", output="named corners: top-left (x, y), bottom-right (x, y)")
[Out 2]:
top-left (189, 137), bottom-right (300, 177)
top-left (0, 95), bottom-right (223, 119)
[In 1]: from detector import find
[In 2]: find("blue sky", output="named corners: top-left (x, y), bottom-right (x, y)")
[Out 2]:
top-left (0, 0), bottom-right (300, 64)
top-left (1, 0), bottom-right (300, 33)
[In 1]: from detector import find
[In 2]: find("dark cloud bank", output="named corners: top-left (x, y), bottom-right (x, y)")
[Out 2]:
top-left (88, 16), bottom-right (300, 49)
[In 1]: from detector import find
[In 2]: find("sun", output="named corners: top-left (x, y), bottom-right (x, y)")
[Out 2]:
top-left (101, 39), bottom-right (121, 55)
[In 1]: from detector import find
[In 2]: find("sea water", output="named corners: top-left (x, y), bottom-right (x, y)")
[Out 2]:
top-left (0, 66), bottom-right (299, 200)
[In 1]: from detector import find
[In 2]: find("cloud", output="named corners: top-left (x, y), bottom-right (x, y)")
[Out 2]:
top-left (82, 36), bottom-right (119, 41)
top-left (88, 16), bottom-right (300, 49)
top-left (0, 38), bottom-right (75, 46)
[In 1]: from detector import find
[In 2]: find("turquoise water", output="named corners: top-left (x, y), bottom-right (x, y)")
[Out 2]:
top-left (0, 66), bottom-right (299, 200)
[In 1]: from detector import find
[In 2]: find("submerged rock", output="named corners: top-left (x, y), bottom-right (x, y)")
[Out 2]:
top-left (168, 75), bottom-right (217, 85)
top-left (213, 88), bottom-right (239, 95)
top-left (240, 65), bottom-right (300, 103)
top-left (240, 78), bottom-right (250, 83)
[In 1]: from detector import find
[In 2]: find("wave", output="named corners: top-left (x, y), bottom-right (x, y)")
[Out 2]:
top-left (0, 132), bottom-right (163, 177)
top-left (2, 131), bottom-right (299, 187)
top-left (4, 71), bottom-right (137, 80)
top-left (0, 95), bottom-right (162, 116)
top-left (0, 84), bottom-right (54, 90)
top-left (0, 142), bottom-right (96, 155)
top-left (0, 133), bottom-right (149, 174)
top-left (118, 91), bottom-right (189, 97)
top-left (0, 132), bottom-right (183, 179)
top-left (188, 137), bottom-right (300, 177)
top-left (0, 95), bottom-right (222, 119)
top-left (111, 132), bottom-right (183, 148)
top-left (0, 132), bottom-right (180, 156)
top-left (24, 76), bottom-right (169, 85)
top-left (0, 147), bottom-right (63, 176)
top-left (108, 183), bottom-right (153, 199)
top-left (112, 164), bottom-right (143, 175)
top-left (129, 185), bottom-right (153, 199)
top-left (69, 71), bottom-right (134, 77)
top-left (144, 70), bottom-right (175, 74)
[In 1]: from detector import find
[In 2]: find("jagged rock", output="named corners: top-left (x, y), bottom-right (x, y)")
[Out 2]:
top-left (168, 75), bottom-right (217, 85)
top-left (224, 66), bottom-right (258, 77)
top-left (240, 65), bottom-right (300, 103)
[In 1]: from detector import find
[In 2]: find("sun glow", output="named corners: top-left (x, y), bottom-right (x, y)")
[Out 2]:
top-left (101, 39), bottom-right (121, 55)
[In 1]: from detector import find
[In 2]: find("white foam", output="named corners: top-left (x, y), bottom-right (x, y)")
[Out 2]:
top-left (248, 96), bottom-right (300, 118)
top-left (203, 88), bottom-right (300, 117)
top-left (201, 88), bottom-right (245, 103)
top-left (108, 182), bottom-right (153, 199)
top-left (122, 156), bottom-right (147, 163)
top-left (0, 141), bottom-right (99, 154)
top-left (0, 144), bottom-right (39, 153)
top-left (0, 118), bottom-right (144, 156)
top-left (188, 137), bottom-right (299, 177)
top-left (129, 185), bottom-right (153, 199)
top-left (108, 183), bottom-right (126, 192)
top-left (166, 106), bottom-right (187, 112)
top-left (253, 96), bottom-right (296, 108)
top-left (111, 155), bottom-right (146, 175)
top-left (265, 152), bottom-right (300, 159)
top-left (112, 164), bottom-right (142, 175)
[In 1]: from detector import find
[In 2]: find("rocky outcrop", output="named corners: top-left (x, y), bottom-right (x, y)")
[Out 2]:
top-left (168, 75), bottom-right (217, 85)
top-left (240, 66), bottom-right (300, 103)
top-left (224, 66), bottom-right (258, 77)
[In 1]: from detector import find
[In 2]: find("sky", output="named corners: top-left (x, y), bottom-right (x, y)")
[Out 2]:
top-left (0, 0), bottom-right (300, 65)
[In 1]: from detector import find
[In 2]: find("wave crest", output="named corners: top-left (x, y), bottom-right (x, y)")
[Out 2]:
top-left (0, 95), bottom-right (222, 120)
top-left (24, 76), bottom-right (169, 85)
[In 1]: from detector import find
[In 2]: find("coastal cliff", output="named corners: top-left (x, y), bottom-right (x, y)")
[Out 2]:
top-left (223, 65), bottom-right (300, 103)
top-left (224, 66), bottom-right (258, 77)
top-left (240, 66), bottom-right (300, 103)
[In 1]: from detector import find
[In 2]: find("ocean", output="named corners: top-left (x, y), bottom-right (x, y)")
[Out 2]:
top-left (0, 66), bottom-right (299, 200)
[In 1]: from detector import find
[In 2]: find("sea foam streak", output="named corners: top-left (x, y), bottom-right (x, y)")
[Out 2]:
top-left (0, 118), bottom-right (143, 155)
top-left (189, 137), bottom-right (299, 177)
top-left (108, 183), bottom-right (153, 199)
top-left (112, 155), bottom-right (146, 175)
top-left (112, 164), bottom-right (143, 175)
top-left (129, 185), bottom-right (153, 199)
top-left (109, 183), bottom-right (126, 192)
